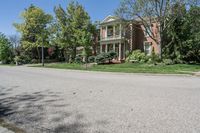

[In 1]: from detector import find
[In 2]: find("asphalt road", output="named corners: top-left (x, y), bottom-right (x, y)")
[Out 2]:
top-left (0, 66), bottom-right (200, 133)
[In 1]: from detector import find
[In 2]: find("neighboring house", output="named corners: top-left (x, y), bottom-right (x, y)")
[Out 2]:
top-left (99, 15), bottom-right (160, 61)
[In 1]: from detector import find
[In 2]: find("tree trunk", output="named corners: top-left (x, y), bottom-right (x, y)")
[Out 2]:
top-left (37, 47), bottom-right (41, 63)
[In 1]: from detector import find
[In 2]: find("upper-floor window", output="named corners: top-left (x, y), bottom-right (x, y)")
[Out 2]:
top-left (107, 26), bottom-right (114, 37)
top-left (101, 27), bottom-right (106, 39)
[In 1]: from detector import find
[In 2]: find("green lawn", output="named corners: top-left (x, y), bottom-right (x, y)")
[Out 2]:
top-left (0, 63), bottom-right (15, 66)
top-left (34, 63), bottom-right (200, 74)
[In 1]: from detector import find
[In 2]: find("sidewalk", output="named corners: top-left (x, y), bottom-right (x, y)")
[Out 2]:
top-left (194, 71), bottom-right (200, 76)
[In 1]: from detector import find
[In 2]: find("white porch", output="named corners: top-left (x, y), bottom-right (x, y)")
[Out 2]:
top-left (100, 41), bottom-right (126, 61)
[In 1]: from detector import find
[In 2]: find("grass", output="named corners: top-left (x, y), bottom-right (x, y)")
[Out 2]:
top-left (0, 63), bottom-right (15, 66)
top-left (33, 62), bottom-right (200, 75)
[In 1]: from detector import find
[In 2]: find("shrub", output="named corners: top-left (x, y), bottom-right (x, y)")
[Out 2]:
top-left (149, 52), bottom-right (161, 64)
top-left (95, 53), bottom-right (106, 64)
top-left (21, 55), bottom-right (31, 64)
top-left (31, 59), bottom-right (38, 64)
top-left (95, 51), bottom-right (118, 64)
top-left (163, 59), bottom-right (173, 65)
top-left (88, 56), bottom-right (96, 63)
top-left (108, 50), bottom-right (117, 59)
top-left (14, 56), bottom-right (22, 65)
top-left (75, 55), bottom-right (83, 64)
top-left (126, 50), bottom-right (147, 63)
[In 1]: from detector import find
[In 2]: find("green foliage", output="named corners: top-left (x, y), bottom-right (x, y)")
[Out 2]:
top-left (54, 1), bottom-right (93, 61)
top-left (14, 5), bottom-right (53, 61)
top-left (162, 59), bottom-right (174, 65)
top-left (31, 59), bottom-right (39, 64)
top-left (75, 55), bottom-right (83, 64)
top-left (163, 5), bottom-right (200, 63)
top-left (14, 54), bottom-right (31, 64)
top-left (95, 51), bottom-right (117, 64)
top-left (0, 33), bottom-right (12, 64)
top-left (95, 53), bottom-right (106, 64)
top-left (149, 51), bottom-right (161, 64)
top-left (126, 50), bottom-right (147, 63)
top-left (88, 56), bottom-right (96, 63)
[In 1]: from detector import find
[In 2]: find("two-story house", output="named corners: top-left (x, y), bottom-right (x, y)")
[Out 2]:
top-left (99, 15), bottom-right (160, 61)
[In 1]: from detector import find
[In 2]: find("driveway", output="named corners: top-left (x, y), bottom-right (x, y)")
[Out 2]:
top-left (0, 66), bottom-right (200, 133)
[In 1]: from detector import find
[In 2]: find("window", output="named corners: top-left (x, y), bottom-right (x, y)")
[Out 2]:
top-left (144, 42), bottom-right (152, 55)
top-left (108, 44), bottom-right (113, 51)
top-left (107, 26), bottom-right (114, 37)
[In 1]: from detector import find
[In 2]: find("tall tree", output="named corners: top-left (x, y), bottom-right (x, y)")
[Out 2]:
top-left (14, 5), bottom-right (52, 61)
top-left (9, 34), bottom-right (20, 49)
top-left (54, 1), bottom-right (92, 62)
top-left (162, 3), bottom-right (187, 61)
top-left (115, 0), bottom-right (196, 58)
top-left (9, 34), bottom-right (21, 56)
top-left (181, 6), bottom-right (200, 62)
top-left (0, 33), bottom-right (12, 63)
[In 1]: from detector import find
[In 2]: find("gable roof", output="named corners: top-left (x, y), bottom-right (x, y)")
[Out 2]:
top-left (100, 15), bottom-right (120, 24)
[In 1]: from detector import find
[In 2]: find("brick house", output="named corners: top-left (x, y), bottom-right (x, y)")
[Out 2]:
top-left (98, 15), bottom-right (160, 61)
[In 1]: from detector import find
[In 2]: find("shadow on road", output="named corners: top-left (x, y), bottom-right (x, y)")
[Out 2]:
top-left (0, 85), bottom-right (108, 133)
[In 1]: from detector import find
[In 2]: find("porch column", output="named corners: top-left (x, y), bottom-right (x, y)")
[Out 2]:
top-left (113, 25), bottom-right (115, 37)
top-left (113, 43), bottom-right (115, 51)
top-left (105, 44), bottom-right (108, 53)
top-left (100, 44), bottom-right (102, 53)
top-left (119, 43), bottom-right (121, 60)
top-left (119, 24), bottom-right (122, 37)
top-left (100, 27), bottom-right (102, 39)
top-left (105, 26), bottom-right (108, 38)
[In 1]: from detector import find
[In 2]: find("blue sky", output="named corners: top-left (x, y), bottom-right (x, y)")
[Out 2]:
top-left (0, 0), bottom-right (120, 36)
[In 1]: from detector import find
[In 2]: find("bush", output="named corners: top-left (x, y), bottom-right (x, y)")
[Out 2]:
top-left (75, 55), bottom-right (83, 64)
top-left (21, 55), bottom-right (31, 64)
top-left (14, 56), bottom-right (22, 65)
top-left (163, 59), bottom-right (173, 65)
top-left (95, 51), bottom-right (118, 64)
top-left (95, 53), bottom-right (106, 64)
top-left (149, 52), bottom-right (161, 64)
top-left (107, 50), bottom-right (117, 61)
top-left (88, 56), bottom-right (96, 63)
top-left (31, 59), bottom-right (38, 64)
top-left (126, 50), bottom-right (147, 63)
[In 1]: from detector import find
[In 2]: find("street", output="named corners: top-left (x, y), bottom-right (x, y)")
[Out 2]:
top-left (0, 66), bottom-right (200, 133)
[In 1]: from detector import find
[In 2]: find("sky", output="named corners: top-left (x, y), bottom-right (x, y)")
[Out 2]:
top-left (0, 0), bottom-right (120, 36)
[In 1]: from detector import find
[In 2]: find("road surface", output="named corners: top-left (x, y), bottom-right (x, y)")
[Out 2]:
top-left (0, 66), bottom-right (200, 133)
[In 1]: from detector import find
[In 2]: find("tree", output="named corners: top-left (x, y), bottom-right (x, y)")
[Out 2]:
top-left (162, 3), bottom-right (187, 61)
top-left (54, 1), bottom-right (92, 62)
top-left (115, 0), bottom-right (197, 58)
top-left (14, 5), bottom-right (53, 62)
top-left (9, 34), bottom-right (21, 56)
top-left (0, 33), bottom-right (12, 63)
top-left (9, 34), bottom-right (20, 49)
top-left (181, 6), bottom-right (200, 62)
top-left (163, 5), bottom-right (200, 63)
